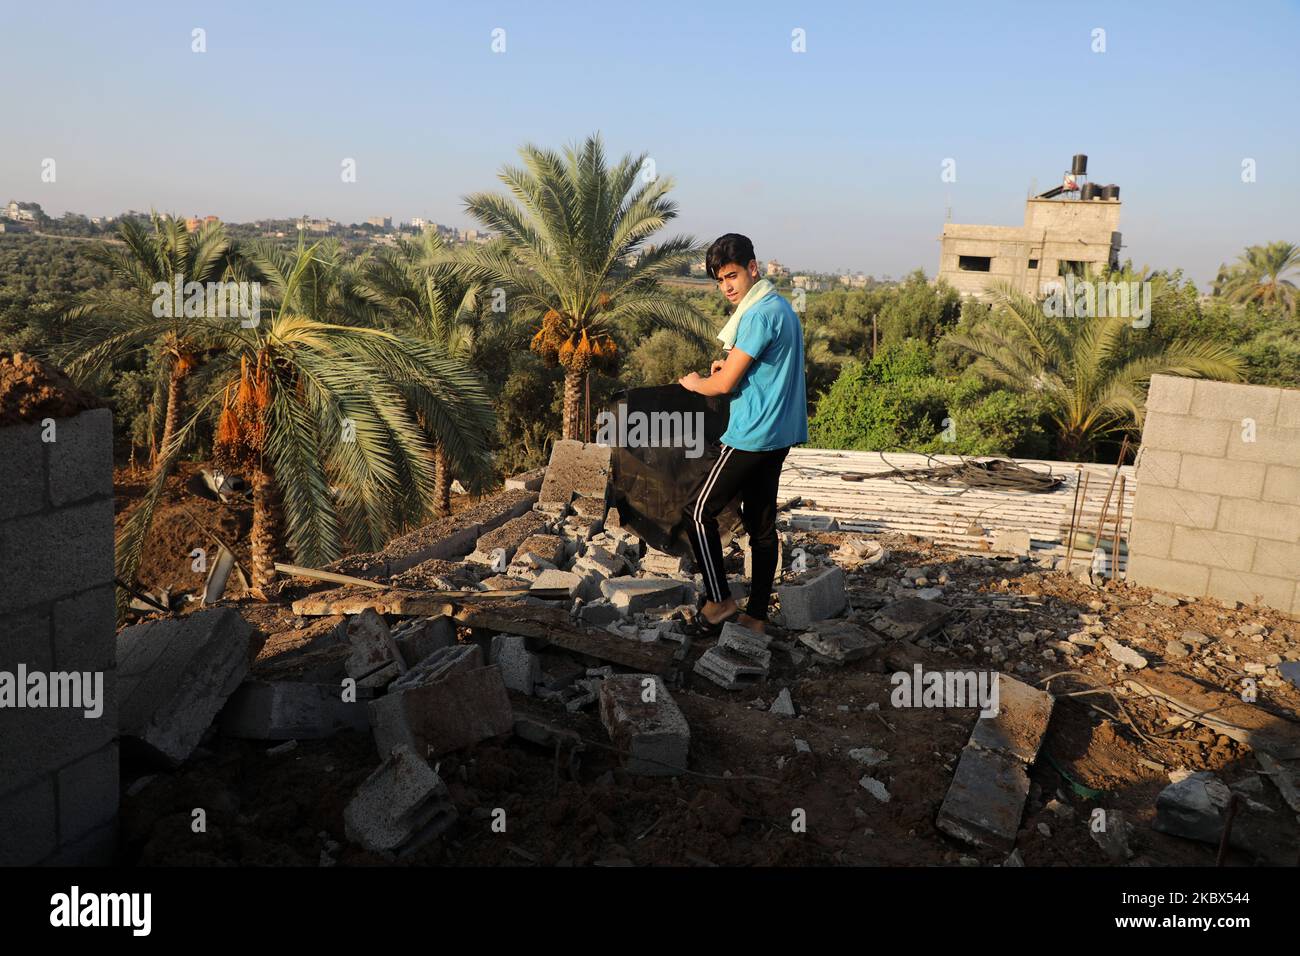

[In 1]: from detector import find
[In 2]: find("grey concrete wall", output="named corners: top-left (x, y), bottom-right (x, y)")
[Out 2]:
top-left (1127, 375), bottom-right (1300, 616)
top-left (0, 408), bottom-right (118, 865)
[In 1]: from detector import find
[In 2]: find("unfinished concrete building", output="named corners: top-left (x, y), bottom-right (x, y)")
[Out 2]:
top-left (938, 154), bottom-right (1123, 298)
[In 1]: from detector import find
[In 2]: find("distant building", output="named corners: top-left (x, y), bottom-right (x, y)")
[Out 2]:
top-left (765, 259), bottom-right (789, 278)
top-left (4, 200), bottom-right (42, 222)
top-left (366, 216), bottom-right (392, 229)
top-left (296, 215), bottom-right (337, 234)
top-left (938, 155), bottom-right (1123, 298)
top-left (410, 217), bottom-right (431, 231)
top-left (0, 220), bottom-right (30, 233)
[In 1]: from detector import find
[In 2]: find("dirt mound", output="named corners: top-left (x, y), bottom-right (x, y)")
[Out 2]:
top-left (0, 351), bottom-right (99, 426)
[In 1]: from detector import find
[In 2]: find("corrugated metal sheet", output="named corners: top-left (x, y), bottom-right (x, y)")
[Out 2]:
top-left (778, 448), bottom-right (1135, 571)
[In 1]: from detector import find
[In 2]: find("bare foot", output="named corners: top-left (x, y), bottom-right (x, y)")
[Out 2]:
top-left (737, 613), bottom-right (766, 633)
top-left (701, 597), bottom-right (738, 624)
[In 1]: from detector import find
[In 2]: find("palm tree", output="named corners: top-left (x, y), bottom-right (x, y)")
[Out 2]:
top-left (948, 277), bottom-right (1245, 460)
top-left (353, 228), bottom-right (519, 516)
top-left (456, 132), bottom-right (713, 440)
top-left (1215, 241), bottom-right (1300, 315)
top-left (62, 213), bottom-right (234, 475)
top-left (116, 239), bottom-right (496, 601)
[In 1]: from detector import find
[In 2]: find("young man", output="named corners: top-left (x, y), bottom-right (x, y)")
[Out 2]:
top-left (677, 233), bottom-right (808, 634)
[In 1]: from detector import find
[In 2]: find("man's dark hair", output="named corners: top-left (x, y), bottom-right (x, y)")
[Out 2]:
top-left (705, 233), bottom-right (756, 280)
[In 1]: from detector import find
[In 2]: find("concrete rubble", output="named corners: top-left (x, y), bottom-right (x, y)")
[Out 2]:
top-left (220, 680), bottom-right (371, 740)
top-left (598, 675), bottom-right (690, 775)
top-left (117, 608), bottom-right (252, 766)
top-left (343, 744), bottom-right (457, 856)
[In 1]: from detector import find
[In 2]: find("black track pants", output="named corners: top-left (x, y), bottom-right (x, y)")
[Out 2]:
top-left (683, 442), bottom-right (791, 620)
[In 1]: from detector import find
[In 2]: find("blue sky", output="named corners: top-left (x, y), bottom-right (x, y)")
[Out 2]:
top-left (1, 0), bottom-right (1296, 285)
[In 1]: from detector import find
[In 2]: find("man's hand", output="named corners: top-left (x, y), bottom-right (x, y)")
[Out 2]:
top-left (678, 371), bottom-right (704, 392)
top-left (710, 359), bottom-right (725, 375)
top-left (681, 348), bottom-right (754, 397)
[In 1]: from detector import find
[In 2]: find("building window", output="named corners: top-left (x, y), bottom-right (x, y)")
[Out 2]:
top-left (1028, 259), bottom-right (1039, 269)
top-left (958, 255), bottom-right (992, 272)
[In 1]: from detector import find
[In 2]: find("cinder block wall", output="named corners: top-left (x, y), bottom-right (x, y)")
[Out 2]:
top-left (0, 408), bottom-right (118, 864)
top-left (1127, 375), bottom-right (1300, 616)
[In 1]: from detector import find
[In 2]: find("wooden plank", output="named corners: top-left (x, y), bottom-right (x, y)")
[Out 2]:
top-left (1125, 673), bottom-right (1300, 759)
top-left (291, 586), bottom-right (568, 617)
top-left (275, 562), bottom-right (387, 590)
top-left (454, 600), bottom-right (676, 674)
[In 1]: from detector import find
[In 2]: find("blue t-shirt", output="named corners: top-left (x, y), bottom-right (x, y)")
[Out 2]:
top-left (719, 291), bottom-right (809, 451)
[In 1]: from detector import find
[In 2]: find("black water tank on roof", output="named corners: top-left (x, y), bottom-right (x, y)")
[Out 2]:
top-left (1101, 184), bottom-right (1120, 200)
top-left (1071, 154), bottom-right (1088, 175)
top-left (1081, 182), bottom-right (1100, 200)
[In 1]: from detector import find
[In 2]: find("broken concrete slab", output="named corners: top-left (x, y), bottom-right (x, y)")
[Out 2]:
top-left (1101, 637), bottom-right (1148, 669)
top-left (935, 746), bottom-right (1031, 852)
top-left (797, 620), bottom-right (879, 664)
top-left (504, 467), bottom-right (545, 492)
top-left (598, 675), bottom-right (689, 776)
top-left (345, 609), bottom-right (405, 681)
top-left (343, 743), bottom-right (457, 856)
top-left (467, 510), bottom-right (552, 567)
top-left (599, 577), bottom-right (685, 615)
top-left (640, 547), bottom-right (689, 576)
top-left (718, 623), bottom-right (772, 669)
top-left (529, 568), bottom-right (585, 599)
top-left (220, 680), bottom-right (371, 740)
top-left (391, 615), bottom-right (455, 669)
top-left (577, 600), bottom-right (623, 628)
top-left (514, 533), bottom-right (566, 568)
top-left (117, 608), bottom-right (252, 766)
top-left (1153, 770), bottom-right (1296, 865)
top-left (859, 776), bottom-right (891, 802)
top-left (489, 634), bottom-right (541, 695)
top-left (868, 597), bottom-right (952, 642)
top-left (539, 440), bottom-right (612, 504)
top-left (368, 644), bottom-right (513, 758)
top-left (770, 688), bottom-right (796, 716)
top-left (571, 495), bottom-right (608, 519)
top-left (776, 565), bottom-right (847, 629)
top-left (968, 674), bottom-right (1054, 763)
top-left (572, 545), bottom-right (628, 580)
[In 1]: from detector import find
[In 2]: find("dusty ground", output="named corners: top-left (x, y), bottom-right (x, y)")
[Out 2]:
top-left (114, 511), bottom-right (1300, 867)
top-left (0, 350), bottom-right (98, 425)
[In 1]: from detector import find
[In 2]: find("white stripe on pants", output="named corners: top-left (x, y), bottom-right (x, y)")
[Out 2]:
top-left (692, 443), bottom-right (734, 602)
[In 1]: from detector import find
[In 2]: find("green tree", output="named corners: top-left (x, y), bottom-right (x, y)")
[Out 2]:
top-left (457, 133), bottom-right (712, 439)
top-left (1214, 241), bottom-right (1300, 315)
top-left (947, 281), bottom-right (1245, 459)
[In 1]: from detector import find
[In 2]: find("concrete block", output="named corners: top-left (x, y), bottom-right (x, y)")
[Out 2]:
top-left (116, 607), bottom-right (252, 766)
top-left (797, 619), bottom-right (880, 663)
top-left (1189, 378), bottom-right (1280, 424)
top-left (515, 533), bottom-right (566, 567)
top-left (220, 680), bottom-right (371, 739)
top-left (1277, 390), bottom-right (1300, 428)
top-left (640, 548), bottom-right (688, 576)
top-left (1125, 554), bottom-right (1211, 598)
top-left (717, 623), bottom-right (772, 668)
top-left (1130, 485), bottom-right (1220, 530)
top-left (369, 645), bottom-right (513, 758)
top-left (599, 577), bottom-right (685, 615)
top-left (1134, 448), bottom-right (1181, 488)
top-left (1217, 497), bottom-right (1300, 542)
top-left (572, 545), bottom-right (627, 579)
top-left (1139, 413), bottom-right (1232, 456)
top-left (868, 597), bottom-right (952, 642)
top-left (598, 675), bottom-right (689, 776)
top-left (343, 744), bottom-right (457, 856)
top-left (468, 510), bottom-right (551, 566)
top-left (345, 609), bottom-right (403, 680)
top-left (571, 496), bottom-right (608, 520)
top-left (1253, 538), bottom-right (1300, 578)
top-left (539, 440), bottom-right (612, 504)
top-left (391, 615), bottom-right (455, 669)
top-left (0, 420), bottom-right (47, 520)
top-left (776, 565), bottom-right (847, 629)
top-left (1178, 455), bottom-right (1266, 497)
top-left (692, 647), bottom-right (766, 690)
top-left (530, 569), bottom-right (584, 598)
top-left (1206, 567), bottom-right (1295, 612)
top-left (489, 634), bottom-right (541, 695)
top-left (504, 467), bottom-right (545, 492)
top-left (0, 496), bottom-right (114, 615)
top-left (1263, 464), bottom-right (1300, 504)
top-left (968, 674), bottom-right (1053, 763)
top-left (0, 777), bottom-right (57, 865)
top-left (1225, 424), bottom-right (1300, 465)
top-left (2, 605), bottom-right (52, 670)
top-left (1153, 770), bottom-right (1295, 865)
top-left (1145, 374), bottom-right (1196, 415)
top-left (1169, 526), bottom-right (1256, 572)
top-left (578, 600), bottom-right (622, 628)
top-left (55, 741), bottom-right (118, 842)
top-left (935, 746), bottom-right (1030, 852)
top-left (1127, 518), bottom-right (1174, 559)
top-left (51, 585), bottom-right (115, 673)
top-left (47, 408), bottom-right (113, 507)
